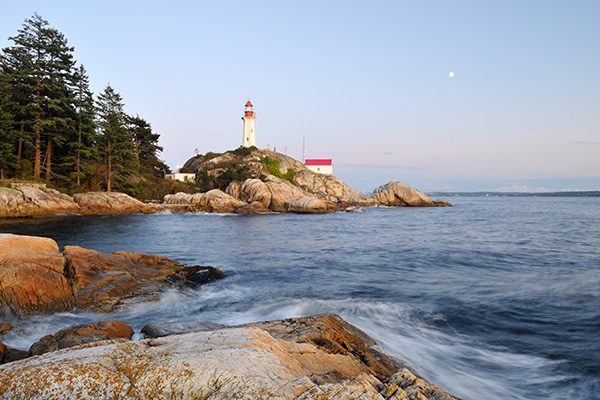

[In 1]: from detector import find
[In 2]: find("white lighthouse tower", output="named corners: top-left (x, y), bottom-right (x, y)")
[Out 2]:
top-left (241, 100), bottom-right (256, 148)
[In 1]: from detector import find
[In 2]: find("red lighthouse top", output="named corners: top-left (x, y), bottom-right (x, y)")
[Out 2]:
top-left (244, 100), bottom-right (254, 117)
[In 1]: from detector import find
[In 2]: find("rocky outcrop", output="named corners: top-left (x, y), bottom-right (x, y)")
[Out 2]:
top-left (0, 186), bottom-right (161, 218)
top-left (293, 169), bottom-right (365, 203)
top-left (285, 196), bottom-right (336, 213)
top-left (371, 181), bottom-right (452, 207)
top-left (0, 314), bottom-right (458, 400)
top-left (264, 175), bottom-right (314, 212)
top-left (0, 234), bottom-right (225, 317)
top-left (28, 321), bottom-right (134, 357)
top-left (141, 319), bottom-right (226, 338)
top-left (0, 234), bottom-right (75, 318)
top-left (239, 178), bottom-right (272, 208)
top-left (0, 186), bottom-right (80, 218)
top-left (73, 191), bottom-right (158, 214)
top-left (163, 189), bottom-right (248, 213)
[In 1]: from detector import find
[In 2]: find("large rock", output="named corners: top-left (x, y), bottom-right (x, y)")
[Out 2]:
top-left (29, 321), bottom-right (134, 357)
top-left (0, 186), bottom-right (80, 218)
top-left (264, 175), bottom-right (312, 212)
top-left (286, 196), bottom-right (337, 214)
top-left (0, 314), bottom-right (458, 400)
top-left (0, 234), bottom-right (225, 316)
top-left (64, 246), bottom-right (225, 313)
top-left (164, 189), bottom-right (247, 213)
top-left (294, 170), bottom-right (365, 204)
top-left (371, 181), bottom-right (436, 206)
top-left (73, 191), bottom-right (156, 214)
top-left (0, 186), bottom-right (161, 218)
top-left (240, 178), bottom-right (272, 208)
top-left (0, 234), bottom-right (75, 318)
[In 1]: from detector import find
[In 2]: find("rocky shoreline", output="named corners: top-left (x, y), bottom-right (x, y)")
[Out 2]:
top-left (0, 180), bottom-right (450, 218)
top-left (0, 233), bottom-right (459, 399)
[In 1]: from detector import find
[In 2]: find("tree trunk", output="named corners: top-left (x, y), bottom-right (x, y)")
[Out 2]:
top-left (107, 139), bottom-right (111, 192)
top-left (34, 68), bottom-right (41, 179)
top-left (16, 123), bottom-right (23, 164)
top-left (76, 114), bottom-right (82, 186)
top-left (34, 117), bottom-right (41, 179)
top-left (45, 135), bottom-right (52, 180)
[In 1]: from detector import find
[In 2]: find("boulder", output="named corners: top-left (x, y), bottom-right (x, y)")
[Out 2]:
top-left (73, 191), bottom-right (156, 214)
top-left (0, 342), bottom-right (28, 364)
top-left (0, 186), bottom-right (80, 218)
top-left (434, 198), bottom-right (453, 207)
top-left (0, 314), bottom-right (459, 400)
top-left (371, 181), bottom-right (436, 206)
top-left (164, 190), bottom-right (247, 213)
top-left (200, 189), bottom-right (248, 213)
top-left (264, 175), bottom-right (312, 212)
top-left (293, 170), bottom-right (365, 204)
top-left (29, 321), bottom-right (134, 357)
top-left (224, 180), bottom-right (241, 199)
top-left (234, 201), bottom-right (270, 214)
top-left (141, 319), bottom-right (226, 338)
top-left (285, 196), bottom-right (336, 214)
top-left (240, 178), bottom-right (272, 208)
top-left (64, 246), bottom-right (226, 312)
top-left (0, 322), bottom-right (12, 336)
top-left (0, 234), bottom-right (75, 318)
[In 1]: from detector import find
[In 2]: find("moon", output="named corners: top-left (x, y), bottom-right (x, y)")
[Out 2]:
top-left (449, 72), bottom-right (455, 78)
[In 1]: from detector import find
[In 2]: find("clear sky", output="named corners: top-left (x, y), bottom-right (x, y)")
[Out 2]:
top-left (2, 1), bottom-right (599, 192)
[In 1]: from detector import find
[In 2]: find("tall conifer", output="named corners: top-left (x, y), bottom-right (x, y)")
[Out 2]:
top-left (96, 84), bottom-right (132, 192)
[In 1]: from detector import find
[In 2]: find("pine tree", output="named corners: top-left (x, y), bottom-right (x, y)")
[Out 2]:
top-left (60, 64), bottom-right (96, 187)
top-left (96, 84), bottom-right (132, 192)
top-left (128, 115), bottom-right (170, 177)
top-left (1, 14), bottom-right (78, 181)
top-left (40, 26), bottom-right (77, 181)
top-left (0, 73), bottom-right (17, 179)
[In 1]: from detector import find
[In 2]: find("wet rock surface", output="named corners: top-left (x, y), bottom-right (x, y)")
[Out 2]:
top-left (0, 314), bottom-right (459, 400)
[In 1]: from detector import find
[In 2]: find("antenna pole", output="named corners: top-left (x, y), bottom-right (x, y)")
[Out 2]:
top-left (302, 136), bottom-right (306, 163)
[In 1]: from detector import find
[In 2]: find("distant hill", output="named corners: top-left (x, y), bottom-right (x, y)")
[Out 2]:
top-left (426, 191), bottom-right (600, 197)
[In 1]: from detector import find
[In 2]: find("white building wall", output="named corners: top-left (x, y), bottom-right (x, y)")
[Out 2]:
top-left (242, 116), bottom-right (256, 147)
top-left (306, 165), bottom-right (333, 175)
top-left (165, 173), bottom-right (196, 182)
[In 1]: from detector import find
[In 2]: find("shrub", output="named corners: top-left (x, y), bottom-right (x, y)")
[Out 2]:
top-left (260, 157), bottom-right (295, 183)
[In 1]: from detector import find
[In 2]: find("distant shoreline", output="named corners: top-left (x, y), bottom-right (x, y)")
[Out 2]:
top-left (426, 191), bottom-right (600, 197)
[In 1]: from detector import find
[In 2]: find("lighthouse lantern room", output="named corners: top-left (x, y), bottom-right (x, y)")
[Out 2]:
top-left (241, 100), bottom-right (256, 148)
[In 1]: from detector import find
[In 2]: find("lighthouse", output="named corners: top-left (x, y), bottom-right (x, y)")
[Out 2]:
top-left (241, 100), bottom-right (256, 148)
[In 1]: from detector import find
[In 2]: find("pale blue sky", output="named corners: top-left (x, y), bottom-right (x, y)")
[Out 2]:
top-left (2, 1), bottom-right (599, 192)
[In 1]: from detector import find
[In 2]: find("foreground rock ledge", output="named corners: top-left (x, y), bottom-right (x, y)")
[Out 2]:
top-left (0, 234), bottom-right (225, 318)
top-left (0, 314), bottom-right (458, 400)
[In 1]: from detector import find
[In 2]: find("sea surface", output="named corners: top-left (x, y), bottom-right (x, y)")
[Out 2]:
top-left (1, 196), bottom-right (599, 400)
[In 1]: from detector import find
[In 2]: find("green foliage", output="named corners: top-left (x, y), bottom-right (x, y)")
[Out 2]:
top-left (229, 145), bottom-right (256, 157)
top-left (0, 14), bottom-right (173, 200)
top-left (260, 156), bottom-right (296, 183)
top-left (14, 159), bottom-right (33, 179)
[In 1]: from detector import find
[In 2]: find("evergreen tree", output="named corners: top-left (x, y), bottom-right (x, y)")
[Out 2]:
top-left (61, 64), bottom-right (96, 187)
top-left (0, 73), bottom-right (17, 179)
top-left (128, 115), bottom-right (170, 177)
top-left (40, 26), bottom-right (77, 181)
top-left (96, 84), bottom-right (132, 192)
top-left (1, 13), bottom-right (77, 180)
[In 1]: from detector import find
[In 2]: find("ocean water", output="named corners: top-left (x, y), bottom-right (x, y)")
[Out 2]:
top-left (1, 196), bottom-right (599, 400)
